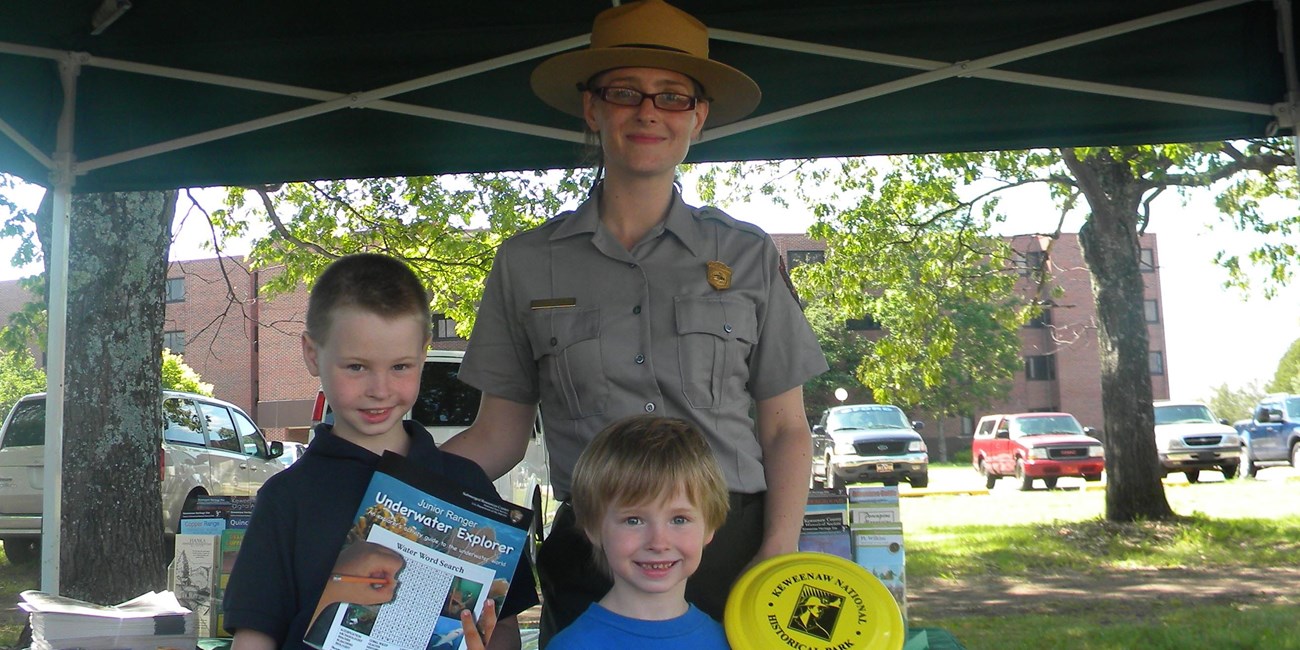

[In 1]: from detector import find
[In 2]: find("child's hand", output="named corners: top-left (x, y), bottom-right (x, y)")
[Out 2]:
top-left (458, 599), bottom-right (497, 649)
top-left (327, 541), bottom-right (406, 605)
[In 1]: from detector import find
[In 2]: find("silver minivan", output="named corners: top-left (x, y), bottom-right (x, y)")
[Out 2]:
top-left (0, 391), bottom-right (284, 562)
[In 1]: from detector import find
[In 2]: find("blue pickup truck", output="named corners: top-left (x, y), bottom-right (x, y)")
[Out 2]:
top-left (1233, 394), bottom-right (1300, 477)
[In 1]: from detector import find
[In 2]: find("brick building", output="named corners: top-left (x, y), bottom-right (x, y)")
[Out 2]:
top-left (0, 231), bottom-right (1169, 449)
top-left (771, 232), bottom-right (1171, 444)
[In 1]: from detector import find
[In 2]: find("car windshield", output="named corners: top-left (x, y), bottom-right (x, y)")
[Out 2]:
top-left (1153, 404), bottom-right (1215, 425)
top-left (1286, 397), bottom-right (1300, 417)
top-left (828, 406), bottom-right (909, 430)
top-left (1011, 416), bottom-right (1083, 436)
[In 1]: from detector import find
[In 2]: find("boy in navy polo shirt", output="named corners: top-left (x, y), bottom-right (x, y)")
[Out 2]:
top-left (223, 254), bottom-right (537, 650)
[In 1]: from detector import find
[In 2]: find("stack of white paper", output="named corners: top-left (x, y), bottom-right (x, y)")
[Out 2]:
top-left (19, 590), bottom-right (197, 650)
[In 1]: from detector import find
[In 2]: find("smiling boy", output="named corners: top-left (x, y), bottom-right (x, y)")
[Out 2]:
top-left (546, 416), bottom-right (731, 649)
top-left (222, 253), bottom-right (537, 650)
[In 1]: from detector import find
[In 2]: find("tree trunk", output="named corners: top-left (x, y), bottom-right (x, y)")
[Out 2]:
top-left (1064, 149), bottom-right (1173, 522)
top-left (58, 191), bottom-right (174, 601)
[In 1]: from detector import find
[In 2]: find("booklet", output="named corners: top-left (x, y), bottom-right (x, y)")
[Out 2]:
top-left (305, 452), bottom-right (532, 650)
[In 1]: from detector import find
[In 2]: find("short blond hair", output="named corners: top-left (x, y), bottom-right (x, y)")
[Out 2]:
top-left (570, 416), bottom-right (729, 561)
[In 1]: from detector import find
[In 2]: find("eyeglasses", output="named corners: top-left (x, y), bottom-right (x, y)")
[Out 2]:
top-left (590, 86), bottom-right (698, 111)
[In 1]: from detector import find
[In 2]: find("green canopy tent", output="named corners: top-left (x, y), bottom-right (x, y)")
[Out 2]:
top-left (0, 0), bottom-right (1295, 593)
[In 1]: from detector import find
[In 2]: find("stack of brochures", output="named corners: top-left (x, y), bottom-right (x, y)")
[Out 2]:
top-left (18, 590), bottom-right (196, 650)
top-left (847, 485), bottom-right (908, 624)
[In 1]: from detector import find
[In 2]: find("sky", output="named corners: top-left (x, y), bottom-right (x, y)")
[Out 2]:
top-left (2, 174), bottom-right (1297, 402)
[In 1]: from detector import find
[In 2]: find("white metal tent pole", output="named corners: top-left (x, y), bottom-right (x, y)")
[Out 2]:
top-left (39, 52), bottom-right (81, 595)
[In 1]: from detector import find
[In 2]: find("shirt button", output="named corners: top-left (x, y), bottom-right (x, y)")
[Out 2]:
top-left (723, 323), bottom-right (733, 333)
top-left (633, 305), bottom-right (641, 314)
top-left (627, 262), bottom-right (637, 268)
top-left (644, 402), bottom-right (656, 413)
top-left (634, 354), bottom-right (645, 364)
top-left (550, 337), bottom-right (558, 346)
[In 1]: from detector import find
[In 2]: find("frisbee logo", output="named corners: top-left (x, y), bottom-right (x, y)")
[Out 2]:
top-left (787, 586), bottom-right (844, 641)
top-left (726, 553), bottom-right (904, 650)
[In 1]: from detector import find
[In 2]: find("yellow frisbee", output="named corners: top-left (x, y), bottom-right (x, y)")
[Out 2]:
top-left (724, 551), bottom-right (904, 650)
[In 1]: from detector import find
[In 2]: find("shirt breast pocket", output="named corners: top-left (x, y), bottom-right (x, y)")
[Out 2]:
top-left (525, 307), bottom-right (607, 420)
top-left (674, 297), bottom-right (757, 409)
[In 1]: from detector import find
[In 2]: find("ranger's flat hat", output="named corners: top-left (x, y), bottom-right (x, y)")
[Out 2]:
top-left (531, 0), bottom-right (761, 126)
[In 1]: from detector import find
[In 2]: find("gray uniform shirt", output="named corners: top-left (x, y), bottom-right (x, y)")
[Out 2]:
top-left (460, 190), bottom-right (828, 498)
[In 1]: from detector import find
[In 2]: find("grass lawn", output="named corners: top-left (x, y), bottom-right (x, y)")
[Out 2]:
top-left (903, 466), bottom-right (1300, 649)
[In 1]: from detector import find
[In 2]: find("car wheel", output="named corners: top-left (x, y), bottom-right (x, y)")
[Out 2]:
top-left (1291, 443), bottom-right (1300, 470)
top-left (1184, 469), bottom-right (1200, 484)
top-left (1044, 477), bottom-right (1059, 490)
top-left (977, 459), bottom-right (997, 489)
top-left (910, 475), bottom-right (929, 489)
top-left (1083, 473), bottom-right (1102, 482)
top-left (1015, 459), bottom-right (1033, 491)
top-left (1239, 449), bottom-right (1259, 479)
top-left (3, 538), bottom-right (38, 564)
top-left (1219, 463), bottom-right (1238, 480)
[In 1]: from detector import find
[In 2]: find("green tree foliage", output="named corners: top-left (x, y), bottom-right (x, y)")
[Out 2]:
top-left (713, 158), bottom-right (1030, 420)
top-left (211, 172), bottom-right (592, 335)
top-left (1267, 337), bottom-right (1300, 394)
top-left (800, 301), bottom-right (874, 416)
top-left (161, 348), bottom-right (213, 396)
top-left (0, 275), bottom-right (45, 354)
top-left (1204, 382), bottom-right (1266, 424)
top-left (0, 348), bottom-right (45, 421)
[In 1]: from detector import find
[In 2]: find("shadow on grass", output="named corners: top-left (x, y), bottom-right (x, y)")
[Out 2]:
top-left (908, 514), bottom-right (1300, 579)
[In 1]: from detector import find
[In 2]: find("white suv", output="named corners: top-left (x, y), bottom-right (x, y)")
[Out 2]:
top-left (0, 391), bottom-right (285, 563)
top-left (1152, 401), bottom-right (1240, 482)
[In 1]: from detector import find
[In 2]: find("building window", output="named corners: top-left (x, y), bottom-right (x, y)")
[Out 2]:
top-left (1025, 308), bottom-right (1053, 328)
top-left (1139, 248), bottom-right (1155, 273)
top-left (1025, 355), bottom-right (1057, 381)
top-left (431, 314), bottom-right (458, 341)
top-left (163, 330), bottom-right (186, 355)
top-left (1149, 351), bottom-right (1165, 375)
top-left (165, 277), bottom-right (185, 303)
top-left (1016, 250), bottom-right (1047, 276)
top-left (845, 315), bottom-right (881, 331)
top-left (787, 250), bottom-right (825, 270)
top-left (1144, 299), bottom-right (1160, 323)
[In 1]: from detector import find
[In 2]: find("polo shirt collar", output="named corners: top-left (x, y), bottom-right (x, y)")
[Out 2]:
top-left (549, 187), bottom-right (706, 259)
top-left (307, 420), bottom-right (442, 467)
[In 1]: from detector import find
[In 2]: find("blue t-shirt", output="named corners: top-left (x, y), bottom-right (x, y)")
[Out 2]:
top-left (547, 603), bottom-right (729, 649)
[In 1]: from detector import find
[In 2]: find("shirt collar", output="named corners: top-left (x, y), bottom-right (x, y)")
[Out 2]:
top-left (549, 187), bottom-right (706, 258)
top-left (306, 420), bottom-right (442, 467)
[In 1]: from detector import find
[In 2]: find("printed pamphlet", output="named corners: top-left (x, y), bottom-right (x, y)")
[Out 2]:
top-left (306, 452), bottom-right (532, 650)
top-left (799, 487), bottom-right (851, 559)
top-left (847, 485), bottom-right (907, 623)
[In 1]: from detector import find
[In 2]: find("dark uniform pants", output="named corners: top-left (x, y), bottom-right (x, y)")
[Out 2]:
top-left (536, 491), bottom-right (765, 647)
